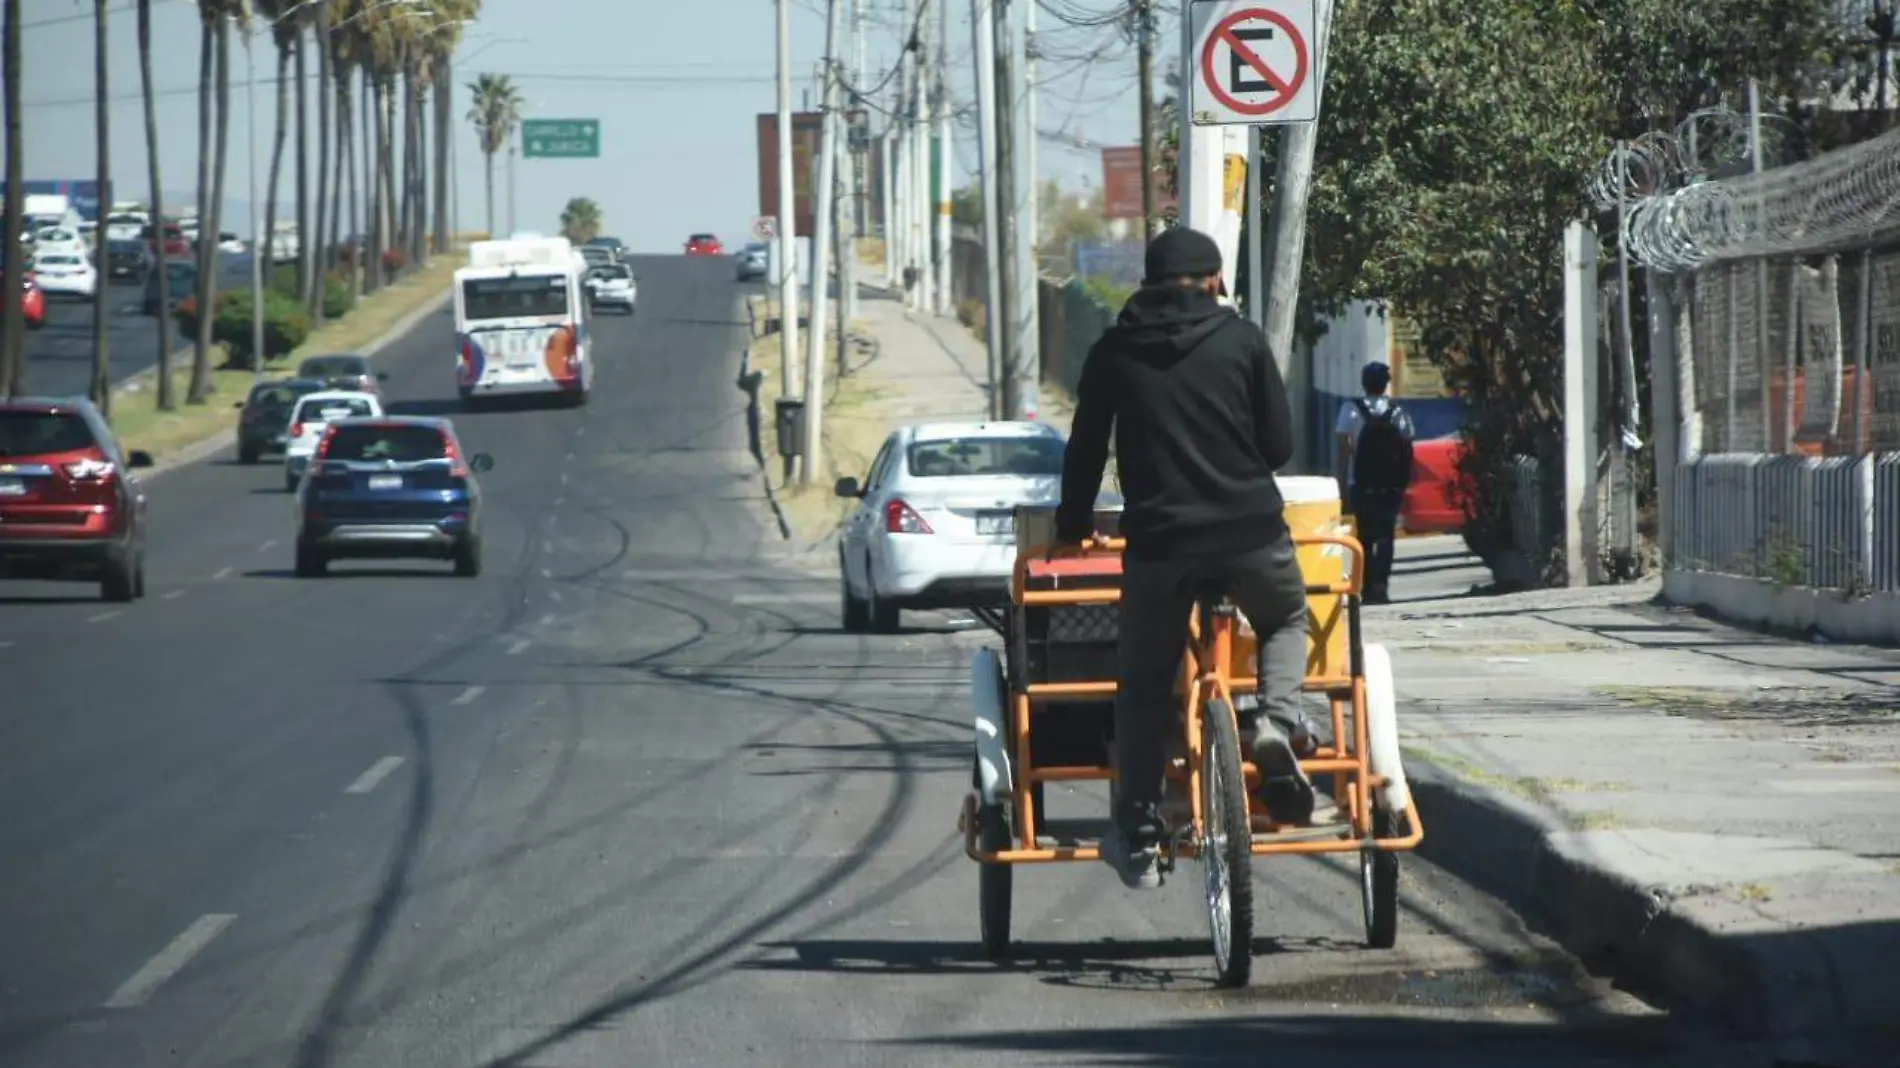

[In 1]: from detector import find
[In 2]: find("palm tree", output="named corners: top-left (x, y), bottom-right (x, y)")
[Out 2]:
top-left (139, 0), bottom-right (173, 410)
top-left (2, 0), bottom-right (26, 396)
top-left (187, 7), bottom-right (215, 401)
top-left (90, 0), bottom-right (110, 415)
top-left (466, 72), bottom-right (519, 239)
top-left (324, 15), bottom-right (357, 291)
top-left (308, 0), bottom-right (333, 320)
top-left (559, 197), bottom-right (602, 244)
top-left (189, 4), bottom-right (238, 404)
top-left (425, 2), bottom-right (477, 255)
top-left (259, 0), bottom-right (296, 306)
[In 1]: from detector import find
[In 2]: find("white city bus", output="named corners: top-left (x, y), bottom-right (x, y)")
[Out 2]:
top-left (453, 236), bottom-right (592, 407)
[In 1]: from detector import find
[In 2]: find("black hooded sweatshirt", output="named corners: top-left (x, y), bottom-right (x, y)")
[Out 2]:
top-left (1055, 285), bottom-right (1294, 561)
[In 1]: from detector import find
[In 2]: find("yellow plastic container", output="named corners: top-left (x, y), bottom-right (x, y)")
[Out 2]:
top-left (1279, 475), bottom-right (1355, 683)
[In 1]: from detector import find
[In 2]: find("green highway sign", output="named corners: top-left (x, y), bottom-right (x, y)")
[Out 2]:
top-left (521, 119), bottom-right (600, 159)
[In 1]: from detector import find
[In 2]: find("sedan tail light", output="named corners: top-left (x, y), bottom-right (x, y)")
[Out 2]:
top-left (885, 498), bottom-right (932, 534)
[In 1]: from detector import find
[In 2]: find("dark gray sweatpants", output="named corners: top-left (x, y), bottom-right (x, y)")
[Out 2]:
top-left (1113, 535), bottom-right (1309, 843)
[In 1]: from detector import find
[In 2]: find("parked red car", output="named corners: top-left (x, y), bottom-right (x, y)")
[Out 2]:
top-left (0, 398), bottom-right (154, 601)
top-left (1401, 434), bottom-right (1467, 534)
top-left (685, 233), bottom-right (724, 256)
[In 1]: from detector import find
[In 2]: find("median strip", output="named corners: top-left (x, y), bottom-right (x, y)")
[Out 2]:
top-left (107, 254), bottom-right (466, 471)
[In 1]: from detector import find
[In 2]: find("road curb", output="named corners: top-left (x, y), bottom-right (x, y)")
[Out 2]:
top-left (143, 287), bottom-right (453, 483)
top-left (1405, 753), bottom-right (1871, 1067)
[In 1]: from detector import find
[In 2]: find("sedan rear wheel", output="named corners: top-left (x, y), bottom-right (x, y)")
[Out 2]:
top-left (841, 554), bottom-right (871, 632)
top-left (865, 556), bottom-right (900, 634)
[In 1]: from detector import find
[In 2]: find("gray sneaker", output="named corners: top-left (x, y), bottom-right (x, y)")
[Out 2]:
top-left (1100, 826), bottom-right (1162, 890)
top-left (1252, 721), bottom-right (1317, 825)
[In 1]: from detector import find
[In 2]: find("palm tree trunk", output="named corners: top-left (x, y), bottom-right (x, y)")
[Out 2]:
top-left (362, 73), bottom-right (378, 293)
top-left (330, 76), bottom-right (348, 287)
top-left (90, 0), bottom-right (110, 415)
top-left (380, 79), bottom-right (398, 279)
top-left (187, 16), bottom-right (214, 402)
top-left (411, 81), bottom-right (427, 264)
top-left (293, 29), bottom-right (310, 307)
top-left (138, 0), bottom-right (172, 410)
top-left (311, 6), bottom-right (331, 321)
top-left (483, 150), bottom-right (494, 240)
top-left (0, 0), bottom-right (21, 395)
top-left (191, 17), bottom-right (233, 400)
top-left (262, 43), bottom-right (290, 303)
top-left (432, 53), bottom-right (451, 254)
top-left (400, 70), bottom-right (417, 266)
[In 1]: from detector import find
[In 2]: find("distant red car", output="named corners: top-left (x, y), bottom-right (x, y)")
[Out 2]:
top-left (1401, 434), bottom-right (1466, 534)
top-left (145, 221), bottom-right (189, 259)
top-left (685, 233), bottom-right (723, 256)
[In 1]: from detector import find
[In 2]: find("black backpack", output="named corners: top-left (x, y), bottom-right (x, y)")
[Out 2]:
top-left (1352, 399), bottom-right (1414, 496)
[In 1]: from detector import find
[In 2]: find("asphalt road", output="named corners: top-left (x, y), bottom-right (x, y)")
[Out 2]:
top-left (22, 251), bottom-right (253, 399)
top-left (0, 257), bottom-right (1769, 1067)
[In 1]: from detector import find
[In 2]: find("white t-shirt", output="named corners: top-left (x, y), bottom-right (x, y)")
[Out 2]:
top-left (1335, 395), bottom-right (1416, 488)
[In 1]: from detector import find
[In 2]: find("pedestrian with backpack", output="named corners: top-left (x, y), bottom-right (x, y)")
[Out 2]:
top-left (1335, 361), bottom-right (1415, 604)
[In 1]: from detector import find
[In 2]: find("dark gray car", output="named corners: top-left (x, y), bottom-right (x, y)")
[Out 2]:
top-left (234, 378), bottom-right (327, 464)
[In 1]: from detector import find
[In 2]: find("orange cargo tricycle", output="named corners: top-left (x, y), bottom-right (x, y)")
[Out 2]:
top-left (958, 496), bottom-right (1424, 988)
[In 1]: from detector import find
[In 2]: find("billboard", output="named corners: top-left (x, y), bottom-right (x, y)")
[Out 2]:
top-left (0, 179), bottom-right (112, 222)
top-left (1101, 147), bottom-right (1174, 220)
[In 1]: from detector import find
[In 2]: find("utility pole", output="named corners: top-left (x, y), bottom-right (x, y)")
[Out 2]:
top-left (244, 20), bottom-right (263, 389)
top-left (970, 0), bottom-right (1004, 418)
top-left (803, 0), bottom-right (844, 484)
top-left (1136, 0), bottom-right (1156, 244)
top-left (993, 0), bottom-right (1020, 417)
top-left (911, 1), bottom-right (933, 314)
top-left (881, 130), bottom-right (896, 288)
top-left (1017, 0), bottom-right (1040, 415)
top-left (839, 0), bottom-right (863, 336)
top-left (775, 0), bottom-right (801, 402)
top-left (1259, 0), bottom-right (1335, 472)
top-left (933, 0), bottom-right (952, 315)
top-left (506, 139), bottom-right (516, 235)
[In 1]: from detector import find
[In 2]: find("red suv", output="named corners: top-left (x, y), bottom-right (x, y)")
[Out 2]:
top-left (0, 399), bottom-right (154, 601)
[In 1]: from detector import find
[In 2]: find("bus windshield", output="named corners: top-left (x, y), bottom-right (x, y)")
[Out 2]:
top-left (461, 273), bottom-right (570, 320)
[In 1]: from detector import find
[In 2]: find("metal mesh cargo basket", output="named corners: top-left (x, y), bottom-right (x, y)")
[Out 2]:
top-left (1047, 603), bottom-right (1119, 644)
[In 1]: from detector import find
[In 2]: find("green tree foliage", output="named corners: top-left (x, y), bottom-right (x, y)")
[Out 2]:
top-left (559, 196), bottom-right (603, 245)
top-left (1291, 0), bottom-right (1864, 549)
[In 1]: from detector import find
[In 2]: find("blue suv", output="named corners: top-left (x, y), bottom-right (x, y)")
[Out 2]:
top-left (293, 416), bottom-right (493, 577)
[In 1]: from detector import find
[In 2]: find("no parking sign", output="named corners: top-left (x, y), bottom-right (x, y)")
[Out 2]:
top-left (1189, 0), bottom-right (1320, 125)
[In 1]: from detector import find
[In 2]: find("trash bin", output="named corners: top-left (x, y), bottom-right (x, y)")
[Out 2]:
top-left (775, 396), bottom-right (807, 458)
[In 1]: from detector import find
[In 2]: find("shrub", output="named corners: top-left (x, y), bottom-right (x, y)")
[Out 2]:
top-left (381, 247), bottom-right (406, 273)
top-left (172, 288), bottom-right (311, 368)
top-left (320, 272), bottom-right (355, 319)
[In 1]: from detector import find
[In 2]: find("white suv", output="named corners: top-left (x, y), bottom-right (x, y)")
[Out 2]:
top-left (282, 390), bottom-right (382, 491)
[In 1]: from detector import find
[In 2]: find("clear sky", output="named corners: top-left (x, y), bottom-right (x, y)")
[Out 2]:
top-left (11, 0), bottom-right (1143, 252)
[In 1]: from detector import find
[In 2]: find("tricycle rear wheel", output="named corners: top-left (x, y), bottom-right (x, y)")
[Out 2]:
top-left (1201, 698), bottom-right (1254, 988)
top-left (977, 804), bottom-right (1013, 960)
top-left (1361, 804), bottom-right (1400, 948)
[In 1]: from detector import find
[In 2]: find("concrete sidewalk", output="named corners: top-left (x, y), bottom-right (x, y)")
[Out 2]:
top-left (1383, 535), bottom-right (1900, 1066)
top-left (745, 288), bottom-right (1072, 560)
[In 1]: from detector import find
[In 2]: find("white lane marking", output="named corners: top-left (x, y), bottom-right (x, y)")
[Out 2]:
top-left (162, 590), bottom-right (184, 600)
top-left (104, 914), bottom-right (237, 1009)
top-left (732, 593), bottom-right (834, 605)
top-left (257, 540), bottom-right (276, 553)
top-left (547, 589), bottom-right (563, 603)
top-left (559, 471), bottom-right (569, 485)
top-left (540, 568), bottom-right (552, 579)
top-left (553, 496), bottom-right (565, 508)
top-left (0, 640), bottom-right (13, 649)
top-left (506, 639), bottom-right (531, 655)
top-left (87, 611), bottom-right (123, 623)
top-left (212, 567), bottom-right (233, 580)
top-left (574, 427), bottom-right (585, 437)
top-left (542, 542), bottom-right (553, 554)
top-left (449, 685), bottom-right (486, 706)
top-left (344, 756), bottom-right (406, 795)
top-left (538, 613), bottom-right (556, 626)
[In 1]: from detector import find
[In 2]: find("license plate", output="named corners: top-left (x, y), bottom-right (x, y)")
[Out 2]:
top-left (0, 476), bottom-right (23, 497)
top-left (976, 511), bottom-right (1013, 536)
top-left (367, 474), bottom-right (403, 491)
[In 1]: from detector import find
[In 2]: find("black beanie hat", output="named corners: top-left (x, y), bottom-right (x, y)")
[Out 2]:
top-left (1143, 226), bottom-right (1223, 283)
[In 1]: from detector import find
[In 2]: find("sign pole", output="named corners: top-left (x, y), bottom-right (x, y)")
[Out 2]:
top-left (802, 0), bottom-right (843, 486)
